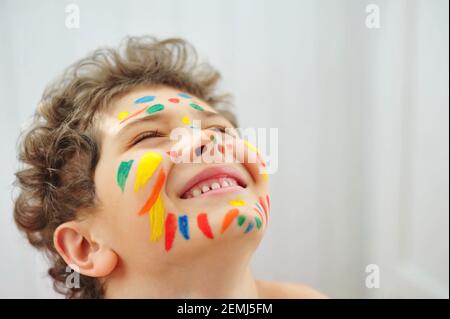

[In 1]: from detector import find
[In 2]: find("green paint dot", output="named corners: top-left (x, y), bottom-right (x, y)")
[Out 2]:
top-left (189, 103), bottom-right (204, 111)
top-left (146, 103), bottom-right (164, 114)
top-left (117, 160), bottom-right (134, 192)
top-left (255, 216), bottom-right (262, 229)
top-left (237, 215), bottom-right (246, 226)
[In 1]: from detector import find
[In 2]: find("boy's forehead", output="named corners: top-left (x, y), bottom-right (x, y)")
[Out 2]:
top-left (99, 86), bottom-right (219, 136)
top-left (107, 86), bottom-right (214, 117)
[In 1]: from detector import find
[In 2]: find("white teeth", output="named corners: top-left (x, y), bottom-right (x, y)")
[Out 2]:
top-left (192, 188), bottom-right (202, 197)
top-left (185, 177), bottom-right (240, 198)
top-left (211, 182), bottom-right (220, 190)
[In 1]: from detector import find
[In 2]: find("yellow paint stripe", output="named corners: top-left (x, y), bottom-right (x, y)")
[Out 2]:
top-left (149, 195), bottom-right (165, 241)
top-left (134, 152), bottom-right (163, 192)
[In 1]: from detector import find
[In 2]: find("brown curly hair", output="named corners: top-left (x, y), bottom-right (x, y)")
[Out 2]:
top-left (13, 35), bottom-right (236, 299)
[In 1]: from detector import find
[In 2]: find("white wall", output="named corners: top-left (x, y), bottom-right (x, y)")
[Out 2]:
top-left (0, 0), bottom-right (448, 298)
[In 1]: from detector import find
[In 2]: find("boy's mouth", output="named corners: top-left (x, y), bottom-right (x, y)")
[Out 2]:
top-left (179, 166), bottom-right (247, 199)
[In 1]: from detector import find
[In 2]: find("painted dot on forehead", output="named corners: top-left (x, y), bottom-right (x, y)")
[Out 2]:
top-left (168, 98), bottom-right (180, 103)
top-left (134, 95), bottom-right (156, 104)
top-left (146, 103), bottom-right (165, 114)
top-left (178, 92), bottom-right (192, 99)
top-left (189, 103), bottom-right (204, 111)
top-left (117, 111), bottom-right (129, 121)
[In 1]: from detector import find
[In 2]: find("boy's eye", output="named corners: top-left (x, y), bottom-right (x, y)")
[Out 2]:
top-left (131, 130), bottom-right (164, 145)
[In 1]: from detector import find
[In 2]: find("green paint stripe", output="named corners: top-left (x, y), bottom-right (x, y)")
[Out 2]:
top-left (255, 216), bottom-right (262, 229)
top-left (237, 215), bottom-right (246, 226)
top-left (117, 160), bottom-right (134, 192)
top-left (146, 103), bottom-right (165, 114)
top-left (189, 103), bottom-right (204, 111)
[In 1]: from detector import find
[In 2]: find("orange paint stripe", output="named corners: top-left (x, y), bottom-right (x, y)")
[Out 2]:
top-left (138, 170), bottom-right (166, 216)
top-left (120, 106), bottom-right (147, 124)
top-left (220, 208), bottom-right (239, 234)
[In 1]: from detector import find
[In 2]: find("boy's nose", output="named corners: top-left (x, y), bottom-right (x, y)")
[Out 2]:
top-left (170, 128), bottom-right (218, 163)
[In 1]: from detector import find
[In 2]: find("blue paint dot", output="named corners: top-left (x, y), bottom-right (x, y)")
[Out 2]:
top-left (134, 95), bottom-right (156, 104)
top-left (177, 92), bottom-right (192, 99)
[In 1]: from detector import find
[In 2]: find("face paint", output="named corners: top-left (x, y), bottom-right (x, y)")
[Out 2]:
top-left (229, 199), bottom-right (246, 207)
top-left (117, 160), bottom-right (134, 192)
top-left (197, 213), bottom-right (214, 239)
top-left (189, 103), bottom-right (204, 111)
top-left (220, 208), bottom-right (239, 234)
top-left (181, 115), bottom-right (191, 125)
top-left (134, 152), bottom-right (163, 192)
top-left (243, 139), bottom-right (259, 153)
top-left (243, 140), bottom-right (268, 181)
top-left (244, 222), bottom-right (254, 233)
top-left (118, 111), bottom-right (129, 121)
top-left (164, 213), bottom-right (177, 251)
top-left (210, 134), bottom-right (216, 145)
top-left (149, 195), bottom-right (165, 241)
top-left (266, 194), bottom-right (271, 210)
top-left (261, 169), bottom-right (269, 182)
top-left (253, 207), bottom-right (265, 224)
top-left (146, 103), bottom-right (164, 114)
top-left (168, 98), bottom-right (180, 103)
top-left (255, 216), bottom-right (263, 230)
top-left (134, 95), bottom-right (156, 104)
top-left (237, 215), bottom-right (246, 226)
top-left (177, 92), bottom-right (192, 99)
top-left (119, 106), bottom-right (146, 124)
top-left (258, 196), bottom-right (269, 222)
top-left (138, 169), bottom-right (166, 216)
top-left (217, 144), bottom-right (225, 154)
top-left (178, 215), bottom-right (190, 240)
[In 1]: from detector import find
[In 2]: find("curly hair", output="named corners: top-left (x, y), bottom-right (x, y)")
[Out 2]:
top-left (13, 35), bottom-right (236, 299)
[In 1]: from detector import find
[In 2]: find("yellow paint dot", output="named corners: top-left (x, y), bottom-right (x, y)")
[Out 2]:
top-left (181, 115), bottom-right (191, 125)
top-left (229, 199), bottom-right (246, 206)
top-left (118, 111), bottom-right (129, 121)
top-left (261, 169), bottom-right (269, 182)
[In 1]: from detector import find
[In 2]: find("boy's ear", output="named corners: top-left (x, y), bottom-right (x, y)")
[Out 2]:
top-left (53, 221), bottom-right (118, 277)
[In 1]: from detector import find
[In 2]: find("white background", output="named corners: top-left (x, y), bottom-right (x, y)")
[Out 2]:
top-left (0, 0), bottom-right (448, 298)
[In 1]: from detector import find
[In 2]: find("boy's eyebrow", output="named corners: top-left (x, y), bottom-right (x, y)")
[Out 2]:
top-left (117, 109), bottom-right (221, 136)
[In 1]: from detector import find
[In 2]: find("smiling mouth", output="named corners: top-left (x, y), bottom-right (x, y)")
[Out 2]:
top-left (179, 166), bottom-right (247, 199)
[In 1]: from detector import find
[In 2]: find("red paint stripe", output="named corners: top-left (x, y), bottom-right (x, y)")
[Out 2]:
top-left (253, 208), bottom-right (265, 224)
top-left (138, 170), bottom-right (166, 216)
top-left (119, 106), bottom-right (147, 124)
top-left (259, 196), bottom-right (268, 222)
top-left (266, 194), bottom-right (270, 210)
top-left (165, 213), bottom-right (177, 251)
top-left (197, 213), bottom-right (214, 239)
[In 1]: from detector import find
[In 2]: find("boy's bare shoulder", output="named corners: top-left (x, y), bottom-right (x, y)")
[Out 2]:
top-left (256, 279), bottom-right (328, 299)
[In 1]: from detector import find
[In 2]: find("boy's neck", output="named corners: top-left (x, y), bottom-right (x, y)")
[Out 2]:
top-left (104, 242), bottom-right (260, 298)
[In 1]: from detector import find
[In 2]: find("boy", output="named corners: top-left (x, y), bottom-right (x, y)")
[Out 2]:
top-left (14, 36), bottom-right (324, 298)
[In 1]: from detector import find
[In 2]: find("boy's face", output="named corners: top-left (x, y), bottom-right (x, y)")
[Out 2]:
top-left (93, 86), bottom-right (269, 273)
